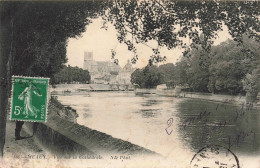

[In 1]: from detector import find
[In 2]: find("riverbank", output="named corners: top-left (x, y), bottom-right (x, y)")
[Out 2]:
top-left (137, 88), bottom-right (260, 111)
top-left (52, 84), bottom-right (135, 95)
top-left (3, 96), bottom-right (157, 159)
top-left (180, 91), bottom-right (260, 109)
top-left (182, 92), bottom-right (246, 104)
top-left (146, 87), bottom-right (259, 108)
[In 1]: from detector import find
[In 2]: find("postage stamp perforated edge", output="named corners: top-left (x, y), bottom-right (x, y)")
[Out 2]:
top-left (9, 75), bottom-right (50, 123)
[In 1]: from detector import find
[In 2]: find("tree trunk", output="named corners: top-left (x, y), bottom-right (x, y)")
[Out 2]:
top-left (0, 4), bottom-right (12, 157)
top-left (0, 21), bottom-right (8, 158)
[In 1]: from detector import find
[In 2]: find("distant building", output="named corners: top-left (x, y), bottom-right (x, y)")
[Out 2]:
top-left (83, 51), bottom-right (121, 74)
top-left (83, 51), bottom-right (135, 84)
top-left (117, 60), bottom-right (135, 85)
top-left (83, 51), bottom-right (94, 70)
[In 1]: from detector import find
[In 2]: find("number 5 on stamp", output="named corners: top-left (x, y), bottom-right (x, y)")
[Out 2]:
top-left (10, 76), bottom-right (49, 122)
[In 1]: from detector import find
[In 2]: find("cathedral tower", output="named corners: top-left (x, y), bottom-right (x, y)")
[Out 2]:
top-left (83, 51), bottom-right (93, 70)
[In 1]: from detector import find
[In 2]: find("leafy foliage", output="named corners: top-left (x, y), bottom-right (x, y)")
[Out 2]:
top-left (131, 64), bottom-right (162, 88)
top-left (242, 65), bottom-right (260, 102)
top-left (52, 65), bottom-right (90, 84)
top-left (2, 1), bottom-right (260, 91)
top-left (131, 69), bottom-right (144, 87)
top-left (173, 60), bottom-right (189, 87)
top-left (105, 0), bottom-right (260, 63)
top-left (158, 63), bottom-right (175, 83)
top-left (3, 1), bottom-right (259, 81)
top-left (2, 1), bottom-right (110, 78)
top-left (175, 37), bottom-right (260, 94)
top-left (131, 37), bottom-right (260, 95)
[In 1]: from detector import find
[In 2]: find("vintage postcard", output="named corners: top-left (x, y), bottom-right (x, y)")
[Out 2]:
top-left (0, 1), bottom-right (259, 168)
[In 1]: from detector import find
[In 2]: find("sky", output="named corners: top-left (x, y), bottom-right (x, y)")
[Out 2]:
top-left (66, 17), bottom-right (231, 69)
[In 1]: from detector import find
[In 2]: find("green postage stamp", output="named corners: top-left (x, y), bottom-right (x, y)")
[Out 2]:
top-left (10, 76), bottom-right (49, 122)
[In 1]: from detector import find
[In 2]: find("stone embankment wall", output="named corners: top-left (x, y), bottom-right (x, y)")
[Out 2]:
top-left (25, 122), bottom-right (92, 156)
top-left (25, 97), bottom-right (156, 156)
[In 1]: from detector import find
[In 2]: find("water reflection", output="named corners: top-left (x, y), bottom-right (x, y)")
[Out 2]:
top-left (56, 91), bottom-right (259, 159)
top-left (177, 99), bottom-right (260, 155)
top-left (57, 92), bottom-right (184, 159)
top-left (141, 99), bottom-right (164, 107)
top-left (137, 109), bottom-right (161, 118)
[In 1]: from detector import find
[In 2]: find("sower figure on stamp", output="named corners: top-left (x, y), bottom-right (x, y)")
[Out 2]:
top-left (18, 81), bottom-right (42, 118)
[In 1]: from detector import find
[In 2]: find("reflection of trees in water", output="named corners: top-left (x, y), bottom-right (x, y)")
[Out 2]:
top-left (178, 99), bottom-right (260, 154)
top-left (141, 99), bottom-right (163, 107)
top-left (135, 109), bottom-right (161, 118)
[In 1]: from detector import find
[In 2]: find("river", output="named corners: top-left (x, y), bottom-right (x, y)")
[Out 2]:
top-left (53, 84), bottom-right (260, 166)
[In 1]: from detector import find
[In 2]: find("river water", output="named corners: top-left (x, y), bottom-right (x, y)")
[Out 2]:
top-left (54, 85), bottom-right (260, 166)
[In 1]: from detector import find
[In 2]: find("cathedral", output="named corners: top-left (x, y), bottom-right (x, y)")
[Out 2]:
top-left (83, 52), bottom-right (135, 84)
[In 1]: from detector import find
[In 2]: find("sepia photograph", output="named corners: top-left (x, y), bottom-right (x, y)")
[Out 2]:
top-left (0, 1), bottom-right (259, 167)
